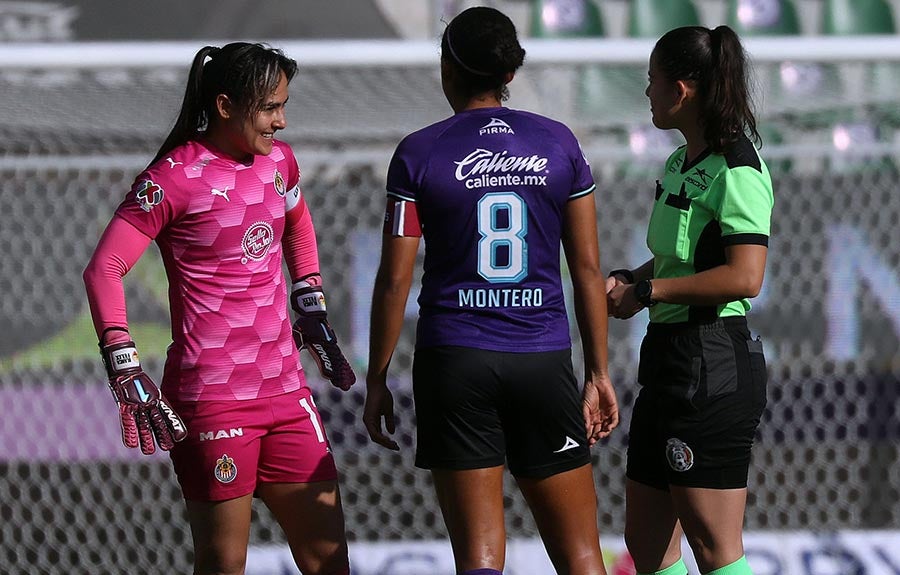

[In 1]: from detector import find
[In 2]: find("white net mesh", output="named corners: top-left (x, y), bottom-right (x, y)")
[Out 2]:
top-left (2, 39), bottom-right (900, 573)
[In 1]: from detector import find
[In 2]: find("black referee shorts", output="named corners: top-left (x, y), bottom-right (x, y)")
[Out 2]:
top-left (626, 317), bottom-right (768, 490)
top-left (412, 346), bottom-right (591, 479)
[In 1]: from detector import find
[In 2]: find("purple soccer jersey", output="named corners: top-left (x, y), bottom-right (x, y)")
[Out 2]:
top-left (386, 107), bottom-right (595, 352)
top-left (115, 139), bottom-right (306, 402)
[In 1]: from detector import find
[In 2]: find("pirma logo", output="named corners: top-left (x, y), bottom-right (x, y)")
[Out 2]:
top-left (214, 454), bottom-right (238, 484)
top-left (479, 118), bottom-right (515, 136)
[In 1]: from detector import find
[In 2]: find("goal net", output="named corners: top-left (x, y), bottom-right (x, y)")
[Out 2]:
top-left (1, 37), bottom-right (899, 573)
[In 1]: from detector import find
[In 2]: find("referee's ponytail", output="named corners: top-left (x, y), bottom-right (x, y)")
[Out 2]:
top-left (653, 25), bottom-right (760, 154)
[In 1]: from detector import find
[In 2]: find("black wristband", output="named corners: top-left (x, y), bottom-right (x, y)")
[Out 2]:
top-left (608, 268), bottom-right (634, 284)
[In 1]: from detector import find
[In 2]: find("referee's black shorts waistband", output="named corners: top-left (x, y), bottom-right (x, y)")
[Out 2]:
top-left (646, 315), bottom-right (747, 336)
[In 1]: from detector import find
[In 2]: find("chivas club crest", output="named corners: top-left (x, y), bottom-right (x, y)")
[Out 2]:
top-left (214, 454), bottom-right (237, 484)
top-left (274, 169), bottom-right (286, 197)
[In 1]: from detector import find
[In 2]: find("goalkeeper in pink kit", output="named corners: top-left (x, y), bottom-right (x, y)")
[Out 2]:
top-left (83, 42), bottom-right (354, 575)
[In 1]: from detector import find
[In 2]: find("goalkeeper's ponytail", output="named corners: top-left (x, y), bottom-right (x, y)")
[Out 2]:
top-left (149, 43), bottom-right (298, 169)
top-left (149, 45), bottom-right (219, 168)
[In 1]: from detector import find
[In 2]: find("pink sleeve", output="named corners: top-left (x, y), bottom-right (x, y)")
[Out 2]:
top-left (83, 216), bottom-right (153, 345)
top-left (282, 191), bottom-right (321, 282)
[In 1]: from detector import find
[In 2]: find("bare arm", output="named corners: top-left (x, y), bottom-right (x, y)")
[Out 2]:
top-left (609, 244), bottom-right (767, 319)
top-left (651, 244), bottom-right (767, 304)
top-left (561, 194), bottom-right (619, 443)
top-left (363, 233), bottom-right (420, 450)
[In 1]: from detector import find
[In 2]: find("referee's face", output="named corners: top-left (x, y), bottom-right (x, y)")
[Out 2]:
top-left (646, 53), bottom-right (679, 130)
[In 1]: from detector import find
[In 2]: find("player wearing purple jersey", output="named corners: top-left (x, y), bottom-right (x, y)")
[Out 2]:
top-left (363, 7), bottom-right (618, 575)
top-left (83, 43), bottom-right (352, 575)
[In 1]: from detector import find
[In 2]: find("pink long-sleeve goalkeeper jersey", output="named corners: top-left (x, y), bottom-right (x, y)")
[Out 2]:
top-left (115, 139), bottom-right (308, 402)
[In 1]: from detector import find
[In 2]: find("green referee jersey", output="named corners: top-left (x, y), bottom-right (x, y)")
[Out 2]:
top-left (647, 134), bottom-right (774, 324)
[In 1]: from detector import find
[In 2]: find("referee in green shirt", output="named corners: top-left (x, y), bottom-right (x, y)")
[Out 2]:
top-left (606, 25), bottom-right (774, 575)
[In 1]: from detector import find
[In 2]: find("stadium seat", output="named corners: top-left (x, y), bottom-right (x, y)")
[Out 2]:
top-left (821, 0), bottom-right (900, 132)
top-left (529, 0), bottom-right (618, 128)
top-left (822, 0), bottom-right (896, 35)
top-left (726, 1), bottom-right (844, 131)
top-left (529, 0), bottom-right (604, 38)
top-left (627, 0), bottom-right (701, 38)
top-left (726, 0), bottom-right (802, 36)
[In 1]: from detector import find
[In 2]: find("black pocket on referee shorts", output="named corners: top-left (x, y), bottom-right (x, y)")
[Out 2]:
top-left (701, 326), bottom-right (738, 398)
top-left (747, 337), bottom-right (768, 408)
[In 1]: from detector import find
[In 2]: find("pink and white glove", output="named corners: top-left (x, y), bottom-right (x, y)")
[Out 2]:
top-left (291, 281), bottom-right (356, 391)
top-left (101, 339), bottom-right (187, 455)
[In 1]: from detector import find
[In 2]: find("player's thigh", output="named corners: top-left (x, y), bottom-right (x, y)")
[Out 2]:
top-left (500, 349), bottom-right (591, 479)
top-left (516, 463), bottom-right (604, 571)
top-left (257, 480), bottom-right (349, 574)
top-left (185, 494), bottom-right (254, 575)
top-left (412, 346), bottom-right (506, 471)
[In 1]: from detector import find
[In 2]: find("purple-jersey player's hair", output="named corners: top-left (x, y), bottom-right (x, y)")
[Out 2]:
top-left (440, 6), bottom-right (526, 102)
top-left (150, 42), bottom-right (298, 167)
top-left (653, 26), bottom-right (760, 153)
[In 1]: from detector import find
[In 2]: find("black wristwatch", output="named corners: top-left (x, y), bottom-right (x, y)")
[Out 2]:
top-left (634, 279), bottom-right (656, 307)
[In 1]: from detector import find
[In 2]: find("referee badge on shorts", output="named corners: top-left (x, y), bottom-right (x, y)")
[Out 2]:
top-left (666, 438), bottom-right (694, 472)
top-left (214, 454), bottom-right (238, 484)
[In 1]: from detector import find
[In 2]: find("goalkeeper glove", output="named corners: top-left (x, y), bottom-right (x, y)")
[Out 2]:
top-left (101, 339), bottom-right (187, 455)
top-left (291, 281), bottom-right (356, 391)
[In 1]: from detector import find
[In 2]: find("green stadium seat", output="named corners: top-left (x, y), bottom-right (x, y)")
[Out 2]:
top-left (726, 0), bottom-right (802, 36)
top-left (529, 0), bottom-right (604, 38)
top-left (529, 0), bottom-right (618, 128)
top-left (822, 0), bottom-right (900, 129)
top-left (725, 1), bottom-right (844, 130)
top-left (822, 0), bottom-right (896, 35)
top-left (627, 0), bottom-right (701, 38)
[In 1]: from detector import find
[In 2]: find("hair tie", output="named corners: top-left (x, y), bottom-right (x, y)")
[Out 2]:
top-left (446, 26), bottom-right (494, 77)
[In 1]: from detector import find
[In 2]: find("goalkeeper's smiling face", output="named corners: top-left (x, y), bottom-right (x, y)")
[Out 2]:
top-left (212, 71), bottom-right (290, 162)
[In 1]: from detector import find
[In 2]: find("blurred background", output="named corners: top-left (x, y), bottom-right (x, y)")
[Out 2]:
top-left (1, 0), bottom-right (899, 573)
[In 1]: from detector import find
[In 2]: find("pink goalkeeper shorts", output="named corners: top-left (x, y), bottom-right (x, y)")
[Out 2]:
top-left (169, 386), bottom-right (338, 501)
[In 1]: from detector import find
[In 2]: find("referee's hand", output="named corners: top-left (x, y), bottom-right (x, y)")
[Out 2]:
top-left (363, 381), bottom-right (400, 451)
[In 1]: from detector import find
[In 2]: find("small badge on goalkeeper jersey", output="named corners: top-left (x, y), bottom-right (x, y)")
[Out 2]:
top-left (134, 179), bottom-right (164, 212)
top-left (214, 454), bottom-right (238, 484)
top-left (274, 169), bottom-right (286, 196)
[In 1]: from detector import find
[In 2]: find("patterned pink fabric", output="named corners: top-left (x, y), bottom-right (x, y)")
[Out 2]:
top-left (111, 139), bottom-right (313, 402)
top-left (83, 217), bottom-right (152, 344)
